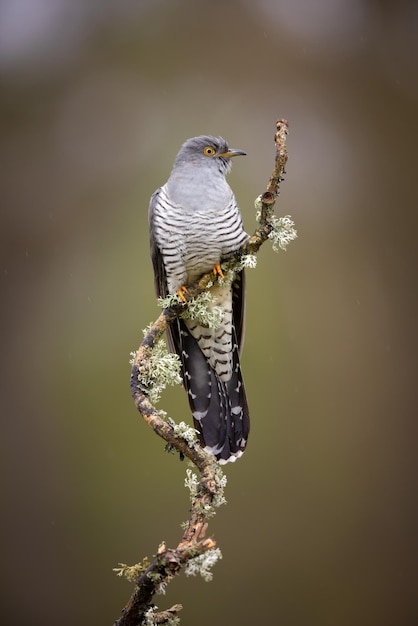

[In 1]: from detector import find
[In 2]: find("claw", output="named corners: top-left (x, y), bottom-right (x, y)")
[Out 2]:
top-left (213, 263), bottom-right (225, 280)
top-left (178, 285), bottom-right (188, 302)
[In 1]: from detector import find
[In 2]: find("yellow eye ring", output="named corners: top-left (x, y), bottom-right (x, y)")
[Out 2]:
top-left (203, 146), bottom-right (216, 156)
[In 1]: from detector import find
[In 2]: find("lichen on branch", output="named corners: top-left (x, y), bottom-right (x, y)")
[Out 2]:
top-left (131, 326), bottom-right (182, 404)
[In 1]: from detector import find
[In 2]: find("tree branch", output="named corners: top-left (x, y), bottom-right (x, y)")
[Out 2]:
top-left (113, 119), bottom-right (290, 626)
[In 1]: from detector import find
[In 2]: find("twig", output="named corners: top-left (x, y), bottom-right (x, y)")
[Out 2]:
top-left (114, 119), bottom-right (289, 626)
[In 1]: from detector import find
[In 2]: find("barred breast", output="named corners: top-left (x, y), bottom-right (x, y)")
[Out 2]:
top-left (151, 184), bottom-right (248, 293)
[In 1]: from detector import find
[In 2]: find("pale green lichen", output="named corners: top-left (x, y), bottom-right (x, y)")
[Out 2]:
top-left (216, 265), bottom-right (236, 286)
top-left (239, 253), bottom-right (257, 269)
top-left (170, 419), bottom-right (199, 448)
top-left (157, 292), bottom-right (184, 309)
top-left (254, 194), bottom-right (264, 211)
top-left (212, 466), bottom-right (228, 509)
top-left (184, 468), bottom-right (199, 499)
top-left (267, 214), bottom-right (298, 251)
top-left (132, 327), bottom-right (182, 404)
top-left (113, 558), bottom-right (149, 582)
top-left (183, 465), bottom-right (227, 519)
top-left (165, 418), bottom-right (199, 455)
top-left (158, 285), bottom-right (224, 329)
top-left (144, 606), bottom-right (181, 626)
top-left (155, 581), bottom-right (167, 595)
top-left (143, 606), bottom-right (157, 626)
top-left (255, 200), bottom-right (297, 253)
top-left (200, 466), bottom-right (227, 518)
top-left (184, 547), bottom-right (223, 582)
top-left (147, 570), bottom-right (164, 588)
top-left (180, 291), bottom-right (224, 329)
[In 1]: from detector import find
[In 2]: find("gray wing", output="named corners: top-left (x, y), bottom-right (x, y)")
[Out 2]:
top-left (149, 188), bottom-right (168, 299)
top-left (148, 188), bottom-right (181, 356)
top-left (232, 268), bottom-right (246, 356)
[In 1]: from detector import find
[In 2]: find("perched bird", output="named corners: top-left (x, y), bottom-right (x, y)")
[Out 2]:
top-left (149, 135), bottom-right (250, 463)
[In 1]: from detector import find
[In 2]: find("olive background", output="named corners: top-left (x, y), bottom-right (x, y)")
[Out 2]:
top-left (1, 1), bottom-right (417, 625)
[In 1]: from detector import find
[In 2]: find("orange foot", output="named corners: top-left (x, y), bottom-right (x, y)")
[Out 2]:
top-left (213, 263), bottom-right (225, 280)
top-left (177, 285), bottom-right (189, 302)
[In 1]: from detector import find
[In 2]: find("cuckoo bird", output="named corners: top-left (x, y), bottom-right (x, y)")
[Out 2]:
top-left (149, 136), bottom-right (250, 464)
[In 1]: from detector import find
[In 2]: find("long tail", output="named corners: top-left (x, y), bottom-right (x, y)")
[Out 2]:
top-left (179, 320), bottom-right (250, 463)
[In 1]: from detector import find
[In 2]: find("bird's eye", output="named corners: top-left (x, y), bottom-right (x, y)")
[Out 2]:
top-left (203, 146), bottom-right (216, 156)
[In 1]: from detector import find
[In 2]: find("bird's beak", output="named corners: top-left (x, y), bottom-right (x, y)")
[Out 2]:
top-left (217, 148), bottom-right (247, 158)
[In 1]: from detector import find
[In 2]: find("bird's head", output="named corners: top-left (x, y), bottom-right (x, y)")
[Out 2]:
top-left (173, 135), bottom-right (246, 176)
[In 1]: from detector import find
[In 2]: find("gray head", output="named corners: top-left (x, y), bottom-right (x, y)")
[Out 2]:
top-left (172, 135), bottom-right (246, 176)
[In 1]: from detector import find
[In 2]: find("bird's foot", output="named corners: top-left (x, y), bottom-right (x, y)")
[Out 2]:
top-left (213, 263), bottom-right (225, 280)
top-left (177, 285), bottom-right (189, 302)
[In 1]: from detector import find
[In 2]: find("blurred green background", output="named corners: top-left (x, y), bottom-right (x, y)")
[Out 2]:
top-left (1, 1), bottom-right (417, 625)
